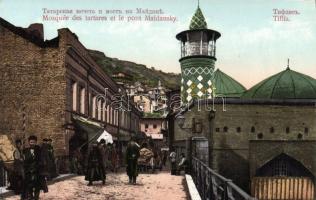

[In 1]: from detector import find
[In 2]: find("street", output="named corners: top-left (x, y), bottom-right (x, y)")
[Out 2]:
top-left (5, 172), bottom-right (188, 200)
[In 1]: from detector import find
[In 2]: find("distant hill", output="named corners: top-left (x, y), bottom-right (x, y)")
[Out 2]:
top-left (89, 50), bottom-right (181, 90)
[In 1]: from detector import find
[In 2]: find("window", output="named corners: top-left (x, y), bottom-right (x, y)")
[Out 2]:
top-left (257, 133), bottom-right (263, 139)
top-left (236, 127), bottom-right (241, 133)
top-left (215, 128), bottom-right (220, 132)
top-left (223, 127), bottom-right (228, 132)
top-left (92, 96), bottom-right (96, 118)
top-left (122, 110), bottom-right (125, 127)
top-left (304, 127), bottom-right (309, 134)
top-left (273, 158), bottom-right (288, 176)
top-left (115, 110), bottom-right (118, 126)
top-left (145, 124), bottom-right (149, 129)
top-left (270, 127), bottom-right (274, 133)
top-left (72, 82), bottom-right (77, 111)
top-left (251, 126), bottom-right (255, 133)
top-left (106, 105), bottom-right (110, 123)
top-left (97, 99), bottom-right (102, 120)
top-left (297, 133), bottom-right (303, 139)
top-left (102, 102), bottom-right (106, 122)
top-left (153, 124), bottom-right (157, 129)
top-left (79, 87), bottom-right (85, 114)
top-left (286, 127), bottom-right (290, 134)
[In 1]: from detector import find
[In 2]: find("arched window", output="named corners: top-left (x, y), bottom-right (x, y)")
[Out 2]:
top-left (270, 127), bottom-right (274, 133)
top-left (92, 96), bottom-right (96, 118)
top-left (286, 127), bottom-right (290, 134)
top-left (72, 82), bottom-right (77, 111)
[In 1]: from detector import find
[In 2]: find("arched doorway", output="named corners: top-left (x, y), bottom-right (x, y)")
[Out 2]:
top-left (251, 153), bottom-right (315, 200)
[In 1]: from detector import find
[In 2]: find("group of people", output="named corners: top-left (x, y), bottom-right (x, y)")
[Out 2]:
top-left (169, 150), bottom-right (187, 175)
top-left (84, 137), bottom-right (140, 185)
top-left (84, 139), bottom-right (107, 186)
top-left (72, 142), bottom-right (120, 176)
top-left (7, 134), bottom-right (186, 199)
top-left (9, 135), bottom-right (57, 200)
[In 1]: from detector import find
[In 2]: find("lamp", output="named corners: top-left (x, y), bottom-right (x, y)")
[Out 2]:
top-left (176, 113), bottom-right (186, 128)
top-left (175, 113), bottom-right (197, 133)
top-left (209, 110), bottom-right (215, 119)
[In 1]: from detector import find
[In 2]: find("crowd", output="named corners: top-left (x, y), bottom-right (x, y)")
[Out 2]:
top-left (7, 135), bottom-right (57, 200)
top-left (6, 135), bottom-right (187, 200)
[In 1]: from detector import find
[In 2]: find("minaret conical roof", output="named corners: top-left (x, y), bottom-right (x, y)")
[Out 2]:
top-left (189, 6), bottom-right (207, 30)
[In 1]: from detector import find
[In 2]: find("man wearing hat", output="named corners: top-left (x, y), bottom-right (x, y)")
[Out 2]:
top-left (85, 142), bottom-right (106, 186)
top-left (125, 136), bottom-right (140, 184)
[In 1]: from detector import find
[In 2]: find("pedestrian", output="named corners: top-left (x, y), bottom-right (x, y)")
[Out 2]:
top-left (72, 147), bottom-right (83, 175)
top-left (11, 139), bottom-right (24, 194)
top-left (47, 139), bottom-right (58, 179)
top-left (169, 148), bottom-right (177, 175)
top-left (22, 135), bottom-right (42, 200)
top-left (126, 137), bottom-right (140, 184)
top-left (39, 138), bottom-right (50, 193)
top-left (98, 139), bottom-right (107, 182)
top-left (108, 143), bottom-right (119, 172)
top-left (177, 153), bottom-right (187, 174)
top-left (85, 142), bottom-right (105, 186)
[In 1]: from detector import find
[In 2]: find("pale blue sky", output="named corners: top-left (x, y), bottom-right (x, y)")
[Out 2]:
top-left (1, 0), bottom-right (315, 88)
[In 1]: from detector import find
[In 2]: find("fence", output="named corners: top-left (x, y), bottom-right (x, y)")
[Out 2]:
top-left (191, 157), bottom-right (256, 200)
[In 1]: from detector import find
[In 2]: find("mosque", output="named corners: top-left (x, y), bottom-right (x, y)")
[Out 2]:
top-left (168, 4), bottom-right (316, 198)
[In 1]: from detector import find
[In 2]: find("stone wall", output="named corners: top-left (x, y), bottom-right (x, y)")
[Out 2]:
top-left (0, 22), bottom-right (67, 156)
top-left (172, 101), bottom-right (316, 191)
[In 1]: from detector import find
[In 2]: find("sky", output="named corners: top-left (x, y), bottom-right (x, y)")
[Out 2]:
top-left (0, 0), bottom-right (315, 88)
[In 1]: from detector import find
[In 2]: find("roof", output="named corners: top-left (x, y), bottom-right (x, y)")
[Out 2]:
top-left (189, 6), bottom-right (207, 30)
top-left (242, 67), bottom-right (316, 99)
top-left (0, 17), bottom-right (59, 48)
top-left (213, 69), bottom-right (246, 97)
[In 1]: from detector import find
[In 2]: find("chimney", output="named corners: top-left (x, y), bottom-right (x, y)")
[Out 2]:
top-left (26, 23), bottom-right (44, 41)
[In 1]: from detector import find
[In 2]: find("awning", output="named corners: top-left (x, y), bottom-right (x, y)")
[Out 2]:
top-left (72, 115), bottom-right (104, 145)
top-left (96, 130), bottom-right (113, 144)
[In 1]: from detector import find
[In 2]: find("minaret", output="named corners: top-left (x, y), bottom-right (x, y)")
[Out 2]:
top-left (176, 4), bottom-right (221, 103)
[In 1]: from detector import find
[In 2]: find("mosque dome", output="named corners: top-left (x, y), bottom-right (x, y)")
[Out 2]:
top-left (213, 69), bottom-right (246, 97)
top-left (242, 67), bottom-right (316, 99)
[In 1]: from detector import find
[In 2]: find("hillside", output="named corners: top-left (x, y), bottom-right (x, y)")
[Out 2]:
top-left (89, 50), bottom-right (181, 90)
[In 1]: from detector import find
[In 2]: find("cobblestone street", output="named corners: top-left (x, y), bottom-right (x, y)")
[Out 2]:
top-left (5, 172), bottom-right (188, 200)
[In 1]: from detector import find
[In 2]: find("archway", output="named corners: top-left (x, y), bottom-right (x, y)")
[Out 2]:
top-left (252, 153), bottom-right (314, 200)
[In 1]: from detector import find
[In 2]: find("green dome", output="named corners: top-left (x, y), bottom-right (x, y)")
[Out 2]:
top-left (213, 69), bottom-right (246, 97)
top-left (242, 68), bottom-right (316, 99)
top-left (189, 6), bottom-right (207, 30)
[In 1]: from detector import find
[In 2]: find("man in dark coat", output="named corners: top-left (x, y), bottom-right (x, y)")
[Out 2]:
top-left (22, 135), bottom-right (42, 200)
top-left (11, 139), bottom-right (24, 194)
top-left (85, 142), bottom-right (106, 186)
top-left (47, 139), bottom-right (58, 180)
top-left (98, 139), bottom-right (107, 182)
top-left (126, 137), bottom-right (140, 184)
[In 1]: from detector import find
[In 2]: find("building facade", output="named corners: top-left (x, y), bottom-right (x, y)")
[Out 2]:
top-left (169, 5), bottom-right (316, 198)
top-left (0, 18), bottom-right (141, 170)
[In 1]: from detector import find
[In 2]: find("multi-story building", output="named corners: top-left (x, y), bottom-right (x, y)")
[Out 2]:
top-left (0, 17), bottom-right (141, 171)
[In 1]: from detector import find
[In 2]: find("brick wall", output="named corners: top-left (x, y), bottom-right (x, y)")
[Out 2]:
top-left (172, 101), bottom-right (316, 191)
top-left (0, 22), bottom-right (67, 156)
